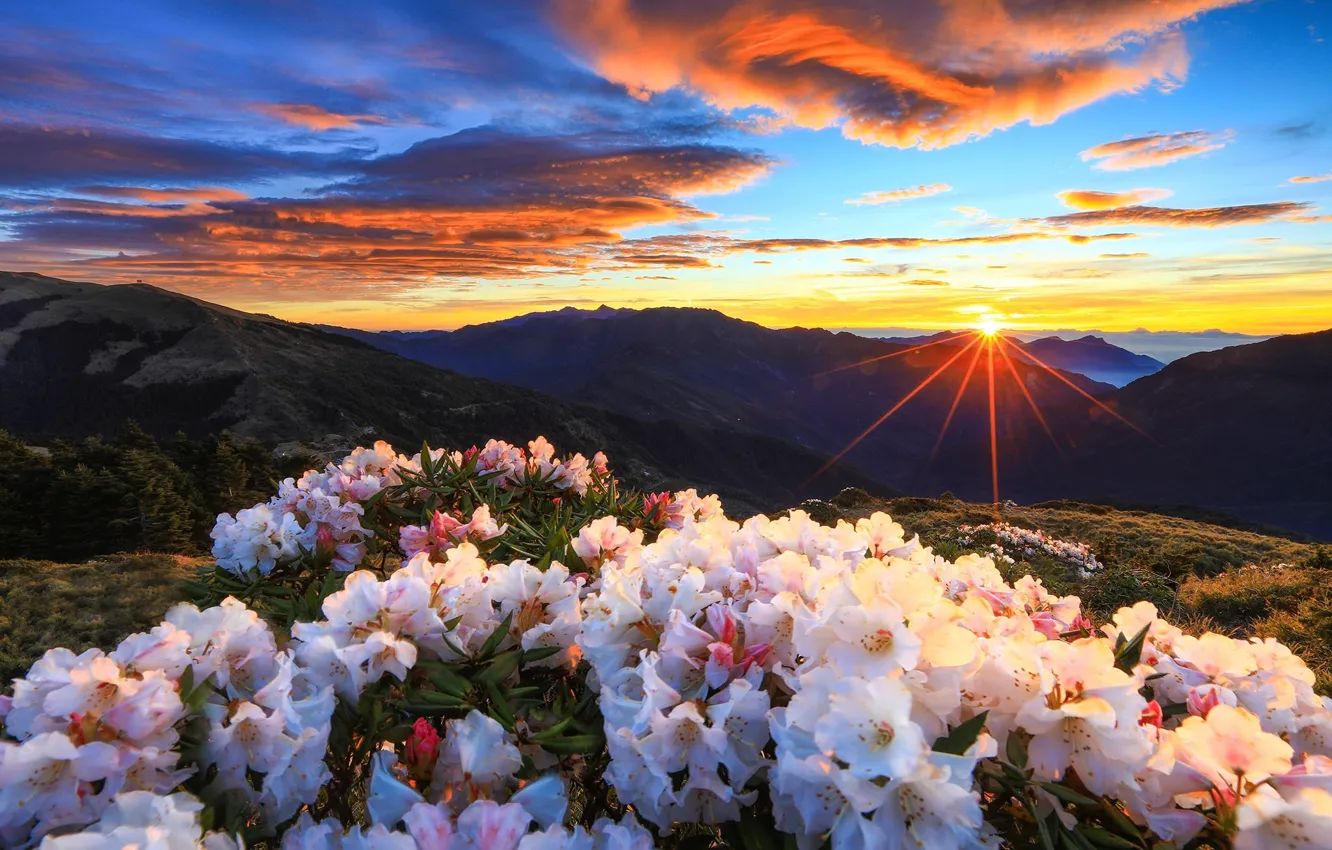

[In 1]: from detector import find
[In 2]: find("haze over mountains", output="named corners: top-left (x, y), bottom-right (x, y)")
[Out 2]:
top-left (874, 329), bottom-right (1165, 386)
top-left (853, 328), bottom-right (1273, 364)
top-left (3, 272), bottom-right (1329, 538)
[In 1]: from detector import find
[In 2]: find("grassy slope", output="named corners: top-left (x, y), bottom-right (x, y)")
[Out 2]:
top-left (0, 554), bottom-right (204, 682)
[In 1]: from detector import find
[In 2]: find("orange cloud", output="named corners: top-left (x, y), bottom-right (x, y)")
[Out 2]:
top-left (252, 102), bottom-right (388, 130)
top-left (1080, 130), bottom-right (1229, 170)
top-left (75, 186), bottom-right (248, 203)
top-left (847, 183), bottom-right (951, 205)
top-left (1057, 188), bottom-right (1173, 210)
top-left (551, 0), bottom-right (1244, 149)
top-left (0, 128), bottom-right (775, 291)
top-left (1290, 173), bottom-right (1332, 184)
top-left (1043, 201), bottom-right (1311, 228)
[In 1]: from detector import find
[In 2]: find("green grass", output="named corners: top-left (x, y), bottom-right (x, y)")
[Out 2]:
top-left (0, 554), bottom-right (203, 684)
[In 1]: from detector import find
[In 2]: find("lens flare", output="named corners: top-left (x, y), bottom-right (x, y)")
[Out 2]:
top-left (807, 324), bottom-right (1153, 512)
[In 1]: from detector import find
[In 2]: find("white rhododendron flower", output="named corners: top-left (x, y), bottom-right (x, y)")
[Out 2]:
top-left (8, 436), bottom-right (1332, 849)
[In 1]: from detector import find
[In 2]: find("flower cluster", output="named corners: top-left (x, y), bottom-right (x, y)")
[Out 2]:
top-left (290, 543), bottom-right (586, 702)
top-left (7, 436), bottom-right (1332, 849)
top-left (210, 442), bottom-right (398, 576)
top-left (958, 521), bottom-right (1103, 576)
top-left (0, 597), bottom-right (332, 845)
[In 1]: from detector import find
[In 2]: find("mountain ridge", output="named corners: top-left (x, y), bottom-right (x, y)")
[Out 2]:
top-left (0, 272), bottom-right (889, 514)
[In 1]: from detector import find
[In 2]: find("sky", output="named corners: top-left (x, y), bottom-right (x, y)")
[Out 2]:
top-left (1, 0), bottom-right (1330, 337)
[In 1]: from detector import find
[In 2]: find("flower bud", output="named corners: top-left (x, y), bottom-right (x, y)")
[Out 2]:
top-left (405, 717), bottom-right (441, 782)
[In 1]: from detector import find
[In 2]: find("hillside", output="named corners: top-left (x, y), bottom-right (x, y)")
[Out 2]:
top-left (0, 272), bottom-right (886, 513)
top-left (322, 306), bottom-right (1114, 488)
top-left (993, 330), bottom-right (1332, 538)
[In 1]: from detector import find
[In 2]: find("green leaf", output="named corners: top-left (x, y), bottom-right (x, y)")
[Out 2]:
top-left (530, 716), bottom-right (575, 742)
top-left (1006, 731), bottom-right (1029, 770)
top-left (1076, 826), bottom-right (1139, 849)
top-left (536, 733), bottom-right (602, 755)
top-left (428, 668), bottom-right (473, 699)
top-left (1099, 801), bottom-right (1143, 840)
top-left (1037, 782), bottom-right (1099, 808)
top-left (1114, 624), bottom-right (1150, 674)
top-left (1027, 801), bottom-right (1056, 850)
top-left (933, 710), bottom-right (988, 756)
top-left (521, 645), bottom-right (562, 663)
top-left (485, 682), bottom-right (516, 731)
top-left (479, 612), bottom-right (514, 659)
top-left (177, 664), bottom-right (195, 700)
top-left (475, 650), bottom-right (521, 686)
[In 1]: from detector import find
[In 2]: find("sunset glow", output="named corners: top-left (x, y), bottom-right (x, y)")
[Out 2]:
top-left (0, 1), bottom-right (1328, 335)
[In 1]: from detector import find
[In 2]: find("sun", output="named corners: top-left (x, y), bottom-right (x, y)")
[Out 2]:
top-left (977, 317), bottom-right (1004, 337)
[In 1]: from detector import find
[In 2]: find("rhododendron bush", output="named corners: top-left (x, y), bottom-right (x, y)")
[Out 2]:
top-left (4, 438), bottom-right (1332, 849)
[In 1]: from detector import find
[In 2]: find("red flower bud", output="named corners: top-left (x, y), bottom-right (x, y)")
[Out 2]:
top-left (405, 717), bottom-right (441, 781)
top-left (1139, 700), bottom-right (1164, 728)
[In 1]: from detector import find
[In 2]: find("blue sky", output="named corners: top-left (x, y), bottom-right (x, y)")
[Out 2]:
top-left (0, 0), bottom-right (1329, 336)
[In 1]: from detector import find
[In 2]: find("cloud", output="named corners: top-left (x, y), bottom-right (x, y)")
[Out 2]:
top-left (846, 183), bottom-right (951, 205)
top-left (0, 125), bottom-right (773, 288)
top-left (1100, 252), bottom-right (1151, 258)
top-left (550, 0), bottom-right (1245, 149)
top-left (903, 279), bottom-right (949, 286)
top-left (1041, 201), bottom-right (1312, 228)
top-left (252, 103), bottom-right (389, 130)
top-left (0, 125), bottom-right (339, 188)
top-left (1057, 188), bottom-right (1173, 210)
top-left (1080, 130), bottom-right (1229, 170)
top-left (73, 186), bottom-right (249, 203)
top-left (1290, 173), bottom-right (1332, 184)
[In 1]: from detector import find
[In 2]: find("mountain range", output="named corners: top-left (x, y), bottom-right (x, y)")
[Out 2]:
top-left (876, 330), bottom-right (1164, 386)
top-left (327, 306), bottom-right (1332, 539)
top-left (0, 272), bottom-right (884, 515)
top-left (4, 272), bottom-right (1329, 538)
top-left (319, 306), bottom-right (1117, 492)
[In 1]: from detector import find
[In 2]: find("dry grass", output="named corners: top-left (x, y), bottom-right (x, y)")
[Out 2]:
top-left (0, 554), bottom-right (204, 684)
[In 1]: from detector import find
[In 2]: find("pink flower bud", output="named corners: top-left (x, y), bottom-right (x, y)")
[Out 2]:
top-left (708, 641), bottom-right (735, 669)
top-left (643, 491), bottom-right (671, 524)
top-left (315, 524), bottom-right (336, 559)
top-left (706, 604), bottom-right (737, 646)
top-left (429, 510), bottom-right (465, 545)
top-left (1187, 685), bottom-right (1226, 719)
top-left (738, 642), bottom-right (772, 674)
top-left (405, 717), bottom-right (441, 781)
